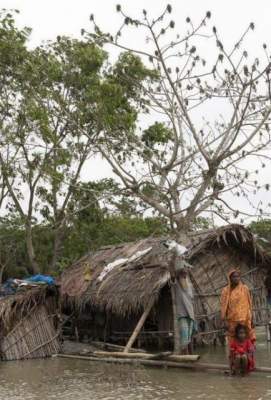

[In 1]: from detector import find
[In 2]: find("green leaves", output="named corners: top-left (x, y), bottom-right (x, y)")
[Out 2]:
top-left (142, 122), bottom-right (173, 148)
top-left (112, 52), bottom-right (158, 96)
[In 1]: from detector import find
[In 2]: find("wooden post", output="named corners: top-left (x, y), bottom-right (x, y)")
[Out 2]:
top-left (168, 252), bottom-right (181, 354)
top-left (124, 296), bottom-right (156, 353)
top-left (170, 283), bottom-right (180, 354)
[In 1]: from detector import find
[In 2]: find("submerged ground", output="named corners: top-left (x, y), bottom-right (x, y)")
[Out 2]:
top-left (1, 330), bottom-right (271, 400)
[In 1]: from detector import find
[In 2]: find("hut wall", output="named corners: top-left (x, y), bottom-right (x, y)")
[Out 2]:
top-left (1, 304), bottom-right (60, 361)
top-left (190, 245), bottom-right (268, 332)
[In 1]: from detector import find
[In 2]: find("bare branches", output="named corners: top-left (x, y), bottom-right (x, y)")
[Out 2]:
top-left (87, 5), bottom-right (271, 237)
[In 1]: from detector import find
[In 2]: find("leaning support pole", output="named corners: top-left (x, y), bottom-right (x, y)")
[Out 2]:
top-left (124, 295), bottom-right (156, 353)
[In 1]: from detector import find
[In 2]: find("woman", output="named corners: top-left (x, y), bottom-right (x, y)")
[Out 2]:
top-left (220, 269), bottom-right (255, 343)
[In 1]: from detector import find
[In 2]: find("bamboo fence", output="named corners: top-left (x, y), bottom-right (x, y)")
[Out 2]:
top-left (1, 304), bottom-right (60, 361)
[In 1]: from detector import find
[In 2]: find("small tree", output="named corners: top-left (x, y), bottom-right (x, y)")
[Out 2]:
top-left (87, 5), bottom-right (271, 243)
top-left (0, 11), bottom-right (157, 273)
top-left (0, 12), bottom-right (107, 273)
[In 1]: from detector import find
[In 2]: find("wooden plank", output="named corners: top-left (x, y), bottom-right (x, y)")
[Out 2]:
top-left (93, 351), bottom-right (200, 362)
top-left (57, 354), bottom-right (271, 373)
top-left (114, 329), bottom-right (225, 337)
top-left (147, 351), bottom-right (172, 360)
top-left (167, 354), bottom-right (200, 362)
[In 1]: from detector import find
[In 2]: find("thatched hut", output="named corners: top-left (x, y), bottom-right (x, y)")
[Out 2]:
top-left (0, 285), bottom-right (61, 360)
top-left (60, 224), bottom-right (271, 349)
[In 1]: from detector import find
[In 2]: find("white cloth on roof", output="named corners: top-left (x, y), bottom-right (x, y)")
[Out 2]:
top-left (97, 258), bottom-right (128, 282)
top-left (97, 247), bottom-right (152, 282)
top-left (128, 247), bottom-right (152, 262)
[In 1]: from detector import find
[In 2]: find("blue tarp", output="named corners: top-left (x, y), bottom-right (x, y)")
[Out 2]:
top-left (0, 275), bottom-right (55, 297)
top-left (26, 274), bottom-right (55, 286)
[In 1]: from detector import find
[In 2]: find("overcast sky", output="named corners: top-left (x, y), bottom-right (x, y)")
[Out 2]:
top-left (2, 0), bottom-right (270, 47)
top-left (1, 0), bottom-right (271, 223)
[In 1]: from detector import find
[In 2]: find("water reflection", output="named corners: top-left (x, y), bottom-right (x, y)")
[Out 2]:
top-left (0, 345), bottom-right (270, 400)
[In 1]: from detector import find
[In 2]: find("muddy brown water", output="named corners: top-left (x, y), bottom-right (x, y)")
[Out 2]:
top-left (1, 342), bottom-right (271, 400)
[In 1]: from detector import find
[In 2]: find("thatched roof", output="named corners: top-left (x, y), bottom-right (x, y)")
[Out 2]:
top-left (60, 224), bottom-right (270, 316)
top-left (0, 287), bottom-right (46, 330)
top-left (0, 286), bottom-right (54, 333)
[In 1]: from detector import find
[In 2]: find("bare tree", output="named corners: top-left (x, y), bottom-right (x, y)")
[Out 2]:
top-left (88, 5), bottom-right (271, 243)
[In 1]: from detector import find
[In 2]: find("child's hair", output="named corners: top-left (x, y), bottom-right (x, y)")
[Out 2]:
top-left (234, 323), bottom-right (248, 338)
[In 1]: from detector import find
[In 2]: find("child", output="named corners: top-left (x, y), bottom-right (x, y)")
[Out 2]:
top-left (229, 324), bottom-right (255, 375)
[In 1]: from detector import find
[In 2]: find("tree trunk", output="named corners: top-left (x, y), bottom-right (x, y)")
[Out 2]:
top-left (50, 227), bottom-right (63, 272)
top-left (50, 217), bottom-right (68, 272)
top-left (25, 222), bottom-right (39, 274)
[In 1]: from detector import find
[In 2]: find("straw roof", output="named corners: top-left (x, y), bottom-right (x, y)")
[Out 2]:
top-left (0, 286), bottom-right (49, 333)
top-left (60, 224), bottom-right (270, 316)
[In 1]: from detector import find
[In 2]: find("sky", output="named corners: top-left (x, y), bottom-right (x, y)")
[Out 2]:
top-left (1, 0), bottom-right (270, 48)
top-left (1, 0), bottom-right (271, 223)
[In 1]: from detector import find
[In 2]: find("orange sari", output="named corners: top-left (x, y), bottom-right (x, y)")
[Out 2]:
top-left (220, 270), bottom-right (255, 342)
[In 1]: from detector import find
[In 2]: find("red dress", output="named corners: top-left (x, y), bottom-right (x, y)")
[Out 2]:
top-left (230, 338), bottom-right (256, 372)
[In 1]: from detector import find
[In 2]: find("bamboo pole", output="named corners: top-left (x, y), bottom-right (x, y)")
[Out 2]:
top-left (167, 354), bottom-right (200, 362)
top-left (124, 295), bottom-right (156, 353)
top-left (167, 251), bottom-right (180, 354)
top-left (170, 283), bottom-right (180, 354)
top-left (57, 354), bottom-right (271, 374)
top-left (94, 351), bottom-right (200, 362)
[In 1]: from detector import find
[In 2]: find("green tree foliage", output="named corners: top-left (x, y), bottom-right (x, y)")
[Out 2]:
top-left (142, 123), bottom-right (173, 148)
top-left (249, 219), bottom-right (271, 253)
top-left (0, 9), bottom-right (212, 279)
top-left (0, 183), bottom-right (169, 278)
top-left (0, 10), bottom-right (157, 274)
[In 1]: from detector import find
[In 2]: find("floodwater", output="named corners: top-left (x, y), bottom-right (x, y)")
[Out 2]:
top-left (1, 343), bottom-right (271, 400)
